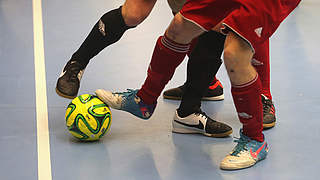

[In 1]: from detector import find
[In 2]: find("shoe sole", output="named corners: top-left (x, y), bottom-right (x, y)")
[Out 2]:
top-left (263, 122), bottom-right (276, 129)
top-left (55, 88), bottom-right (77, 99)
top-left (220, 158), bottom-right (266, 170)
top-left (220, 162), bottom-right (256, 170)
top-left (163, 94), bottom-right (224, 101)
top-left (172, 120), bottom-right (232, 138)
top-left (172, 127), bottom-right (232, 138)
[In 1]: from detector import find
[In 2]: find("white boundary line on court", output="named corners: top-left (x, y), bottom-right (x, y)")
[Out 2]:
top-left (32, 0), bottom-right (52, 180)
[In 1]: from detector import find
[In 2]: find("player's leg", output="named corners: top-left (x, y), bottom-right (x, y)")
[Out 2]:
top-left (56, 0), bottom-right (157, 99)
top-left (219, 0), bottom-right (300, 170)
top-left (96, 12), bottom-right (204, 119)
top-left (163, 0), bottom-right (225, 101)
top-left (219, 31), bottom-right (268, 170)
top-left (95, 2), bottom-right (234, 137)
top-left (163, 31), bottom-right (225, 101)
top-left (172, 31), bottom-right (232, 137)
top-left (252, 40), bottom-right (276, 128)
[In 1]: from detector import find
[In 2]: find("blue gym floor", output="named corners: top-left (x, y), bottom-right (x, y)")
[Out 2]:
top-left (1, 0), bottom-right (319, 179)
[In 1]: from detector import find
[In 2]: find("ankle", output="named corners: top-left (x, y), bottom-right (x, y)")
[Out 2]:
top-left (177, 108), bottom-right (199, 118)
top-left (136, 90), bottom-right (157, 105)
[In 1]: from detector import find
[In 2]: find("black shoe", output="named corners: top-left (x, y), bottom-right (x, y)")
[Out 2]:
top-left (163, 79), bottom-right (224, 101)
top-left (262, 94), bottom-right (276, 129)
top-left (172, 110), bottom-right (232, 137)
top-left (56, 60), bottom-right (85, 99)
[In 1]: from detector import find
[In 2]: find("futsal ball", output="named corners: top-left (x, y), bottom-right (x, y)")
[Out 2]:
top-left (65, 94), bottom-right (112, 141)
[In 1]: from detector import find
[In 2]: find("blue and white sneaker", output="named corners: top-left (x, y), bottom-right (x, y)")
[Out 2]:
top-left (220, 130), bottom-right (269, 170)
top-left (95, 89), bottom-right (156, 120)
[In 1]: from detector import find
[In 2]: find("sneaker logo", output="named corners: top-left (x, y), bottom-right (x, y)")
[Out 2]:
top-left (250, 142), bottom-right (267, 159)
top-left (238, 112), bottom-right (253, 119)
top-left (174, 120), bottom-right (204, 130)
top-left (98, 19), bottom-right (106, 36)
top-left (251, 58), bottom-right (264, 66)
top-left (140, 107), bottom-right (151, 118)
top-left (208, 80), bottom-right (222, 90)
top-left (254, 27), bottom-right (263, 38)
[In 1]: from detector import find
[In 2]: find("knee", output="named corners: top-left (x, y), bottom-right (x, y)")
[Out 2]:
top-left (223, 47), bottom-right (254, 78)
top-left (122, 8), bottom-right (150, 26)
top-left (165, 15), bottom-right (191, 43)
top-left (223, 48), bottom-right (239, 74)
top-left (166, 17), bottom-right (184, 40)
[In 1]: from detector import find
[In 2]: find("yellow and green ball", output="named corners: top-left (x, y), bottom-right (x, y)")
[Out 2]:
top-left (65, 94), bottom-right (112, 141)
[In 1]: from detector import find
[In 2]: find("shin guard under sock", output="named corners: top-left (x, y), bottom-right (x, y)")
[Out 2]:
top-left (71, 6), bottom-right (135, 67)
top-left (137, 35), bottom-right (190, 104)
top-left (231, 74), bottom-right (264, 142)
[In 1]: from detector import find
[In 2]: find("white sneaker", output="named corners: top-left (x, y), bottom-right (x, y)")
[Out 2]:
top-left (220, 130), bottom-right (269, 170)
top-left (172, 110), bottom-right (232, 137)
top-left (95, 89), bottom-right (156, 120)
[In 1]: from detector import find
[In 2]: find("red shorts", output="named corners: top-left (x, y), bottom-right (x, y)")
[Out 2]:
top-left (180, 0), bottom-right (240, 31)
top-left (180, 0), bottom-right (301, 51)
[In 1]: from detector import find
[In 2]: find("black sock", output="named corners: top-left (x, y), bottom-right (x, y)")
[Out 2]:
top-left (177, 31), bottom-right (225, 118)
top-left (71, 6), bottom-right (135, 67)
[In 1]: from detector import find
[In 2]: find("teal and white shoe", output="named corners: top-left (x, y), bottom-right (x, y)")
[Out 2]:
top-left (220, 130), bottom-right (269, 170)
top-left (95, 89), bottom-right (156, 120)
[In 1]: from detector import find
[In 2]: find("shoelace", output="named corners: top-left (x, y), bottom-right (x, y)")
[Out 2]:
top-left (194, 110), bottom-right (221, 125)
top-left (112, 89), bottom-right (138, 105)
top-left (194, 110), bottom-right (208, 121)
top-left (113, 89), bottom-right (137, 96)
top-left (231, 136), bottom-right (250, 156)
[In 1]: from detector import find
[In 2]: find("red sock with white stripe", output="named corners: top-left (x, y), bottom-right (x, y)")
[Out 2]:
top-left (137, 35), bottom-right (190, 104)
top-left (231, 74), bottom-right (264, 142)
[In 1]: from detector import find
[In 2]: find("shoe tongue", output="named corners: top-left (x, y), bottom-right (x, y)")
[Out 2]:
top-left (194, 110), bottom-right (209, 119)
top-left (194, 110), bottom-right (204, 116)
top-left (239, 131), bottom-right (251, 141)
top-left (194, 107), bottom-right (203, 114)
top-left (70, 60), bottom-right (86, 69)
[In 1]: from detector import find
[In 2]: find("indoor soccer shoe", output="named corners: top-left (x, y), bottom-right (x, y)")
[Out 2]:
top-left (220, 130), bottom-right (269, 170)
top-left (163, 79), bottom-right (224, 101)
top-left (56, 60), bottom-right (85, 99)
top-left (95, 89), bottom-right (156, 120)
top-left (262, 94), bottom-right (276, 129)
top-left (172, 110), bottom-right (232, 137)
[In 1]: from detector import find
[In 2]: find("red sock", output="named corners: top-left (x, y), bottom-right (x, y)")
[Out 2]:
top-left (252, 40), bottom-right (272, 100)
top-left (137, 35), bottom-right (190, 104)
top-left (231, 74), bottom-right (264, 142)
